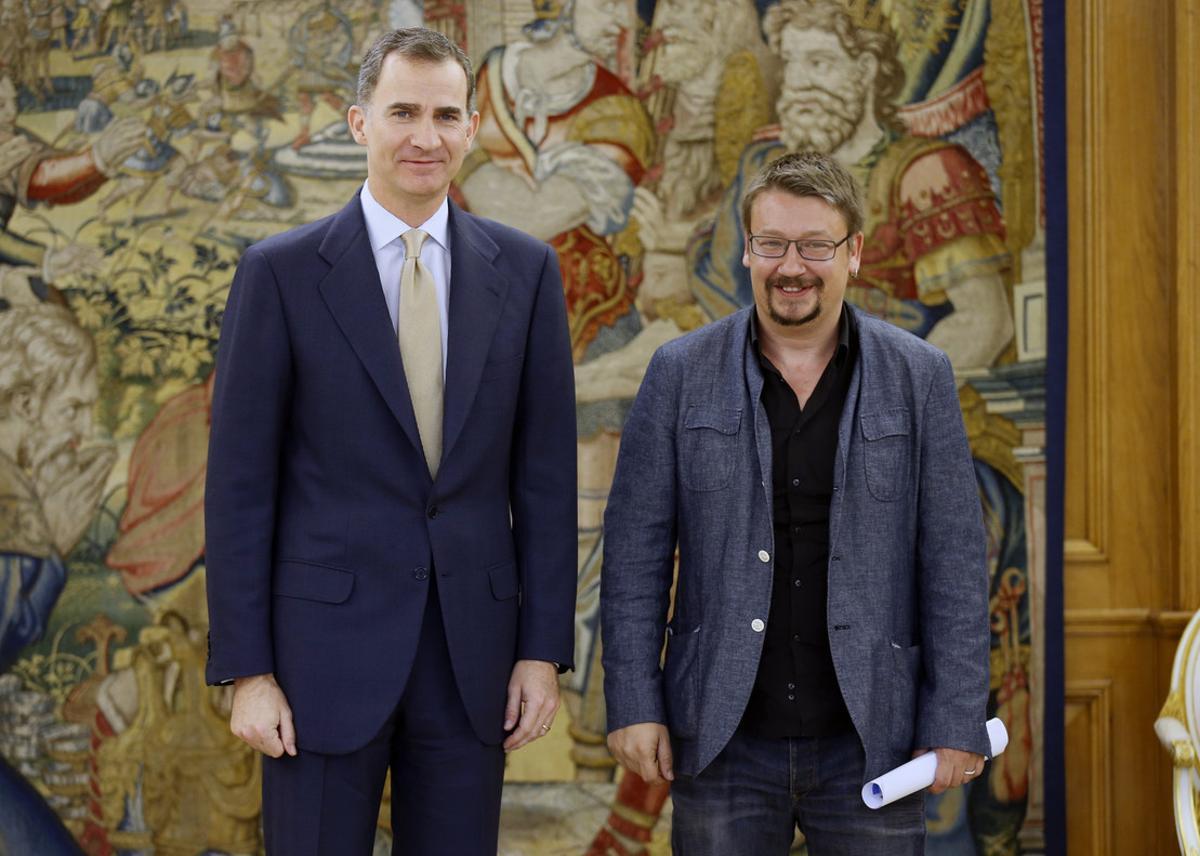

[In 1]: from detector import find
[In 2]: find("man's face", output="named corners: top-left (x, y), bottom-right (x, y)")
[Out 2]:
top-left (20, 362), bottom-right (98, 479)
top-left (572, 0), bottom-right (629, 64)
top-left (0, 77), bottom-right (17, 129)
top-left (742, 189), bottom-right (861, 329)
top-left (347, 53), bottom-right (479, 218)
top-left (655, 0), bottom-right (720, 82)
top-left (776, 26), bottom-right (874, 154)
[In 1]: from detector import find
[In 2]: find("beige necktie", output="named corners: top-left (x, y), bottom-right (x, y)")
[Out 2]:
top-left (399, 229), bottom-right (443, 478)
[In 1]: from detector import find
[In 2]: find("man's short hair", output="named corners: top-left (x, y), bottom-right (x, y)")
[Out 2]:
top-left (0, 305), bottom-right (95, 420)
top-left (741, 151), bottom-right (865, 236)
top-left (356, 28), bottom-right (475, 112)
top-left (761, 0), bottom-right (905, 133)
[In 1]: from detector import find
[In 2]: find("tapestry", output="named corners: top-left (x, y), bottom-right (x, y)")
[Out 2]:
top-left (0, 0), bottom-right (1051, 853)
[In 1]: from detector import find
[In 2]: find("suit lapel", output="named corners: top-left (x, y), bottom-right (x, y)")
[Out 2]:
top-left (441, 202), bottom-right (507, 466)
top-left (737, 309), bottom-right (774, 508)
top-left (316, 194), bottom-right (426, 463)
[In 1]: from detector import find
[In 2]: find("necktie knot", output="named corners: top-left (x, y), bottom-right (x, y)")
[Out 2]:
top-left (402, 229), bottom-right (428, 260)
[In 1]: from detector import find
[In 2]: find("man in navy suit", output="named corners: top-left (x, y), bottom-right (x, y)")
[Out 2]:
top-left (204, 28), bottom-right (577, 855)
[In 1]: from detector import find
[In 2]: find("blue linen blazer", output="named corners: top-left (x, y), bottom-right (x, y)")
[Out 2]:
top-left (601, 304), bottom-right (991, 780)
top-left (204, 193), bottom-right (577, 755)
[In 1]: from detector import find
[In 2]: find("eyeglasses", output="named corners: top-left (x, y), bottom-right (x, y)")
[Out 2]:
top-left (748, 234), bottom-right (852, 261)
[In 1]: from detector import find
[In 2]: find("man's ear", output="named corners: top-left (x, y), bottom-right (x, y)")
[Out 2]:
top-left (347, 104), bottom-right (367, 145)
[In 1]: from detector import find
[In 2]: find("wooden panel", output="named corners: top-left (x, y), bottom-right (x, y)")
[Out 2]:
top-left (1064, 0), bottom-right (1174, 607)
top-left (1064, 679), bottom-right (1112, 856)
top-left (1064, 617), bottom-right (1179, 855)
top-left (1064, 0), bottom-right (1198, 851)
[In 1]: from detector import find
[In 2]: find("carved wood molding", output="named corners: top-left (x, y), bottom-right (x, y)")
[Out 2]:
top-left (1065, 608), bottom-right (1195, 636)
top-left (1065, 0), bottom-right (1110, 566)
top-left (1065, 679), bottom-right (1114, 855)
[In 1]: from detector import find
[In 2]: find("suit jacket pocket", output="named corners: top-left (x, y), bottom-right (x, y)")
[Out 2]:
top-left (273, 560), bottom-right (355, 604)
top-left (888, 641), bottom-right (921, 756)
top-left (861, 409), bottom-right (911, 502)
top-left (663, 625), bottom-right (701, 739)
top-left (681, 406), bottom-right (742, 492)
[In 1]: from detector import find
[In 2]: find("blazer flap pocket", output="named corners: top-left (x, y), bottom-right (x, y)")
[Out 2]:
top-left (860, 408), bottom-right (910, 441)
top-left (684, 405), bottom-right (742, 435)
top-left (489, 561), bottom-right (519, 600)
top-left (273, 560), bottom-right (355, 604)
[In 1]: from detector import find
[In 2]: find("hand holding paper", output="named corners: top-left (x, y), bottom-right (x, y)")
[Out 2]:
top-left (861, 718), bottom-right (1009, 809)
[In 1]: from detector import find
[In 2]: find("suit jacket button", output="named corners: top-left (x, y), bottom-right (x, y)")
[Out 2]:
top-left (751, 618), bottom-right (765, 632)
top-left (414, 567), bottom-right (428, 581)
top-left (427, 506), bottom-right (438, 519)
top-left (757, 550), bottom-right (770, 563)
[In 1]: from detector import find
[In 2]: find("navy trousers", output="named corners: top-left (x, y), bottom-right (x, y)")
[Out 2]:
top-left (261, 575), bottom-right (505, 855)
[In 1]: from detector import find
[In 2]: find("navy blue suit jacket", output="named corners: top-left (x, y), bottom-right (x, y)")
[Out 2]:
top-left (204, 194), bottom-right (577, 755)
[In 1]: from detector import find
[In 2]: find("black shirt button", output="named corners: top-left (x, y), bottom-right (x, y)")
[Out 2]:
top-left (791, 478), bottom-right (800, 486)
top-left (787, 682), bottom-right (796, 690)
top-left (792, 634), bottom-right (801, 642)
top-left (793, 579), bottom-right (802, 588)
top-left (787, 694), bottom-right (796, 701)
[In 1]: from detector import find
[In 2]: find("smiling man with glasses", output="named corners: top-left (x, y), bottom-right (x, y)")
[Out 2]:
top-left (601, 150), bottom-right (991, 854)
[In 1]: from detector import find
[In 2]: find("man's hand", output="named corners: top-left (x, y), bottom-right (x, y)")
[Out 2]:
top-left (230, 673), bottom-right (297, 758)
top-left (607, 722), bottom-right (675, 784)
top-left (913, 746), bottom-right (985, 794)
top-left (502, 659), bottom-right (560, 752)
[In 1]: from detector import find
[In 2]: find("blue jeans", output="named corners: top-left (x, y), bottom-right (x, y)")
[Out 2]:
top-left (670, 727), bottom-right (925, 856)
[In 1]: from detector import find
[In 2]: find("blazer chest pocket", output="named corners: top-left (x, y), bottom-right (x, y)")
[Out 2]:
top-left (681, 406), bottom-right (742, 492)
top-left (860, 409), bottom-right (911, 502)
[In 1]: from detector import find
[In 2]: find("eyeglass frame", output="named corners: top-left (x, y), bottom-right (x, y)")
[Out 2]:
top-left (747, 233), bottom-right (854, 261)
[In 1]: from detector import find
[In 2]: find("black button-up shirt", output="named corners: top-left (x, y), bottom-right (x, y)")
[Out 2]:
top-left (742, 307), bottom-right (858, 738)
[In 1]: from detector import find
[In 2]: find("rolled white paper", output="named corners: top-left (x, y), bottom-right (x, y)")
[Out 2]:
top-left (861, 717), bottom-right (1009, 809)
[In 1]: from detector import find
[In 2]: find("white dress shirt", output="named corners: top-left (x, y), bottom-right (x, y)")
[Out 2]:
top-left (359, 180), bottom-right (451, 373)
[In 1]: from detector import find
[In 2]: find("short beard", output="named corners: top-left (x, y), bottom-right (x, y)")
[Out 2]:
top-left (765, 273), bottom-right (822, 327)
top-left (19, 428), bottom-right (75, 486)
top-left (777, 83), bottom-right (865, 155)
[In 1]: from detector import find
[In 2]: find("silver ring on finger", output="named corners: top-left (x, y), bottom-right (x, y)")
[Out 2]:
top-left (964, 767), bottom-right (977, 775)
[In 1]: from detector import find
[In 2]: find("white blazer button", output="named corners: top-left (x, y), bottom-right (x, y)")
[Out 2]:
top-left (751, 619), bottom-right (765, 632)
top-left (758, 550), bottom-right (770, 563)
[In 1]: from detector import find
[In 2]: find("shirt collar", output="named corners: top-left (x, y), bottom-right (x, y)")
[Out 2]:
top-left (750, 303), bottom-right (854, 368)
top-left (359, 180), bottom-right (450, 254)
